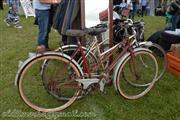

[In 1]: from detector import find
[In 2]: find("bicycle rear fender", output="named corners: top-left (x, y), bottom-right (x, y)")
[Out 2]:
top-left (14, 52), bottom-right (84, 86)
top-left (113, 48), bottom-right (153, 90)
top-left (59, 45), bottom-right (92, 53)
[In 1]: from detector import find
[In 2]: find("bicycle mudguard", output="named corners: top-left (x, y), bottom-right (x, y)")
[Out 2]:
top-left (14, 52), bottom-right (84, 86)
top-left (113, 48), bottom-right (153, 90)
top-left (138, 41), bottom-right (153, 47)
top-left (61, 45), bottom-right (89, 51)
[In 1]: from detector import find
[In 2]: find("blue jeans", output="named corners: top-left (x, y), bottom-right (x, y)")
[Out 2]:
top-left (35, 9), bottom-right (51, 48)
top-left (171, 14), bottom-right (180, 30)
top-left (132, 3), bottom-right (137, 18)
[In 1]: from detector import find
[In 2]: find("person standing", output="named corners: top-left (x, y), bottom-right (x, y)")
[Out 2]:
top-left (149, 0), bottom-right (155, 16)
top-left (127, 0), bottom-right (134, 19)
top-left (4, 0), bottom-right (22, 28)
top-left (170, 0), bottom-right (180, 30)
top-left (132, 0), bottom-right (139, 18)
top-left (141, 0), bottom-right (147, 17)
top-left (33, 0), bottom-right (52, 53)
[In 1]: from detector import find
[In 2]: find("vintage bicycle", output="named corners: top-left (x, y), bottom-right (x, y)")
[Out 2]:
top-left (15, 23), bottom-right (159, 112)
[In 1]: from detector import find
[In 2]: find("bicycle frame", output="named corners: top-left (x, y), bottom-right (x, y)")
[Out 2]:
top-left (66, 34), bottom-right (137, 77)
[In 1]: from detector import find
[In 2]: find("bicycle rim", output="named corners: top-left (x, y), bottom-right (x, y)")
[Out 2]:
top-left (116, 50), bottom-right (158, 99)
top-left (18, 55), bottom-right (81, 112)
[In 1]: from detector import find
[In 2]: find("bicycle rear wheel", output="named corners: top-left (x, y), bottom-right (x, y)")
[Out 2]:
top-left (18, 54), bottom-right (82, 112)
top-left (142, 42), bottom-right (167, 81)
top-left (116, 49), bottom-right (158, 99)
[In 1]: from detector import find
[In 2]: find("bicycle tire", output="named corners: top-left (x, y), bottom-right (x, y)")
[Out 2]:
top-left (17, 53), bottom-right (82, 112)
top-left (142, 42), bottom-right (167, 81)
top-left (115, 49), bottom-right (158, 99)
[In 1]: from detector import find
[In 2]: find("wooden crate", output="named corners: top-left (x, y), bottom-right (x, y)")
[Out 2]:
top-left (167, 52), bottom-right (180, 76)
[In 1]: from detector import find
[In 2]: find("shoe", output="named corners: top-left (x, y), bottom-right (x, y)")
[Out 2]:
top-left (13, 18), bottom-right (22, 28)
top-left (36, 45), bottom-right (46, 53)
top-left (36, 45), bottom-right (53, 53)
top-left (14, 24), bottom-right (22, 28)
top-left (14, 23), bottom-right (22, 28)
top-left (4, 19), bottom-right (11, 27)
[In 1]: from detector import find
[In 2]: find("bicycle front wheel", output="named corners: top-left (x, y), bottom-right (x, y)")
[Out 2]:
top-left (18, 53), bottom-right (82, 112)
top-left (116, 49), bottom-right (158, 99)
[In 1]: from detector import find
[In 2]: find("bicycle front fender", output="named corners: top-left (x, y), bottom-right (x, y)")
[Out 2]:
top-left (14, 52), bottom-right (84, 86)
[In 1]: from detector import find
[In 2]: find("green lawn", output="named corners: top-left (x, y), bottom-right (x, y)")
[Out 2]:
top-left (0, 7), bottom-right (180, 120)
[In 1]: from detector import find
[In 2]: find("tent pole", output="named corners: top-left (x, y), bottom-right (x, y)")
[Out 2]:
top-left (109, 0), bottom-right (113, 61)
top-left (80, 0), bottom-right (85, 29)
top-left (80, 0), bottom-right (85, 45)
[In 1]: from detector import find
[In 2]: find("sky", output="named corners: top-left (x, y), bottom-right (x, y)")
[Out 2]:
top-left (85, 0), bottom-right (109, 27)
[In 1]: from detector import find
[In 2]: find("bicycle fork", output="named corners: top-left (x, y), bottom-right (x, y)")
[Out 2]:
top-left (128, 48), bottom-right (141, 80)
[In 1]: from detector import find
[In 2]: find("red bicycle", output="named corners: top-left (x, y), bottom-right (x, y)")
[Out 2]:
top-left (15, 24), bottom-right (158, 112)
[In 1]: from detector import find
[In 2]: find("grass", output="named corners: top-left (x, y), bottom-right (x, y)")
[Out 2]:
top-left (0, 6), bottom-right (180, 120)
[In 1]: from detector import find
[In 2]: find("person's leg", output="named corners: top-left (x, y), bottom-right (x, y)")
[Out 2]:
top-left (129, 10), bottom-right (133, 20)
top-left (171, 14), bottom-right (179, 30)
top-left (141, 6), bottom-right (146, 17)
top-left (171, 15), bottom-right (175, 30)
top-left (175, 14), bottom-right (180, 29)
top-left (132, 3), bottom-right (137, 18)
top-left (62, 35), bottom-right (67, 45)
top-left (35, 9), bottom-right (50, 49)
top-left (44, 17), bottom-right (51, 48)
top-left (0, 0), bottom-right (3, 10)
top-left (4, 3), bottom-right (13, 26)
top-left (7, 1), bottom-right (22, 28)
top-left (141, 6), bottom-right (143, 17)
top-left (44, 6), bottom-right (56, 48)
